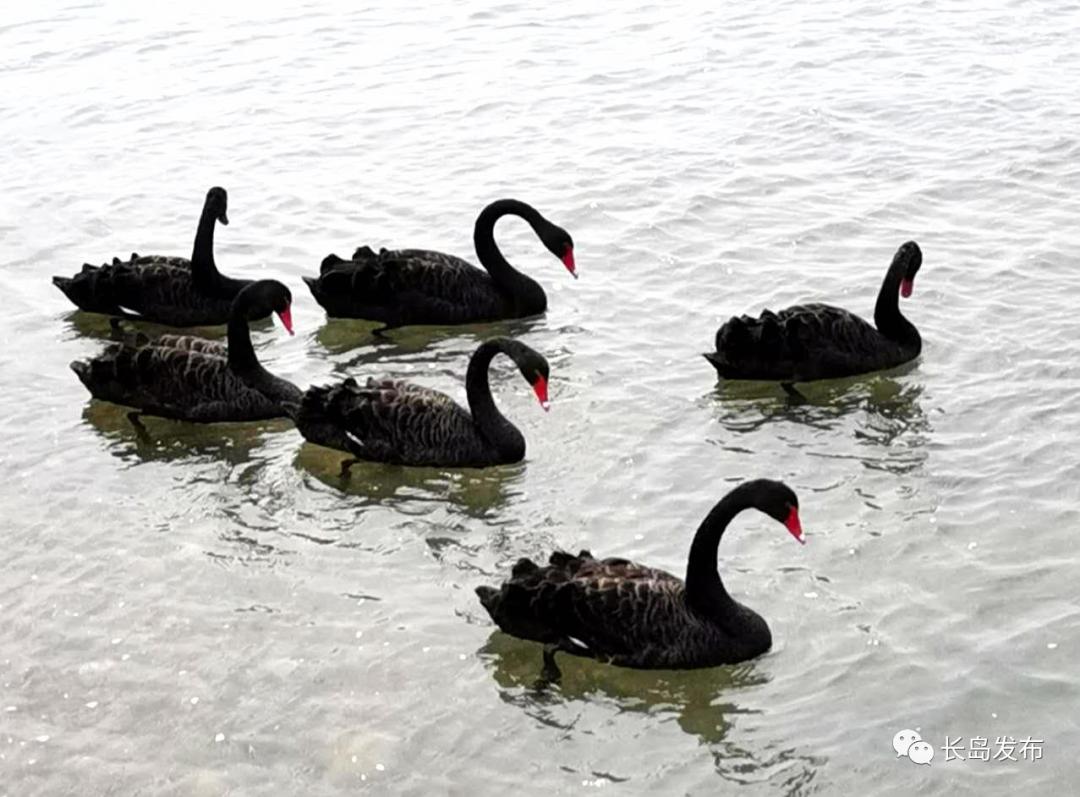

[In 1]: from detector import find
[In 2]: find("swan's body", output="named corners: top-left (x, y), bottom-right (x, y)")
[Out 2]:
top-left (71, 280), bottom-right (299, 425)
top-left (53, 187), bottom-right (267, 327)
top-left (476, 480), bottom-right (804, 678)
top-left (297, 338), bottom-right (550, 469)
top-left (706, 242), bottom-right (923, 382)
top-left (303, 200), bottom-right (575, 328)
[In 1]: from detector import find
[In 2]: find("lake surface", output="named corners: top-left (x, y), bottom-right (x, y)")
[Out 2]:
top-left (2, 1), bottom-right (1079, 794)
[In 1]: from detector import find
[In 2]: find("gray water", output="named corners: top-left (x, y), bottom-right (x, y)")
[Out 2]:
top-left (2, 1), bottom-right (1079, 794)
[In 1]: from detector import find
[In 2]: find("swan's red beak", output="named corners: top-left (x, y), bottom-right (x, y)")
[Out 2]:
top-left (900, 278), bottom-right (913, 298)
top-left (277, 306), bottom-right (294, 335)
top-left (532, 375), bottom-right (550, 411)
top-left (562, 247), bottom-right (577, 279)
top-left (785, 507), bottom-right (804, 544)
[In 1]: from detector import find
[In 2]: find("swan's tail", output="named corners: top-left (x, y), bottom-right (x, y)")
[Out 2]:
top-left (295, 379), bottom-right (361, 452)
top-left (69, 359), bottom-right (91, 384)
top-left (52, 265), bottom-right (123, 314)
top-left (302, 275), bottom-right (319, 298)
top-left (475, 551), bottom-right (600, 641)
top-left (703, 351), bottom-right (728, 375)
top-left (69, 355), bottom-right (121, 401)
top-left (475, 585), bottom-right (500, 612)
top-left (709, 313), bottom-right (783, 377)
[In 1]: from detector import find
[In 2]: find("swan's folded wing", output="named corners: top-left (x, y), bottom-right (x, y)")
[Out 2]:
top-left (107, 262), bottom-right (218, 318)
top-left (714, 303), bottom-right (888, 379)
top-left (150, 333), bottom-right (228, 356)
top-left (316, 249), bottom-right (502, 321)
top-left (555, 558), bottom-right (691, 658)
top-left (54, 254), bottom-right (216, 320)
top-left (482, 552), bottom-right (690, 658)
top-left (124, 253), bottom-right (192, 270)
top-left (75, 342), bottom-right (228, 414)
top-left (108, 321), bottom-right (228, 357)
top-left (298, 377), bottom-right (478, 464)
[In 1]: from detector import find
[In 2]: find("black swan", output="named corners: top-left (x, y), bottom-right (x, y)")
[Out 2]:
top-left (53, 187), bottom-right (270, 327)
top-left (296, 337), bottom-right (549, 472)
top-left (303, 199), bottom-right (575, 330)
top-left (476, 479), bottom-right (804, 681)
top-left (71, 280), bottom-right (300, 429)
top-left (705, 241), bottom-right (923, 389)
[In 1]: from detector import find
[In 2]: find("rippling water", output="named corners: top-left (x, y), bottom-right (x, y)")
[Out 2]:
top-left (3, 1), bottom-right (1079, 794)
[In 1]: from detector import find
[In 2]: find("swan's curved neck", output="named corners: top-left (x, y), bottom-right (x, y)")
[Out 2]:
top-left (190, 203), bottom-right (224, 291)
top-left (226, 298), bottom-right (300, 413)
top-left (873, 256), bottom-right (919, 345)
top-left (684, 484), bottom-right (760, 622)
top-left (473, 200), bottom-right (547, 314)
top-left (227, 301), bottom-right (261, 376)
top-left (465, 340), bottom-right (524, 457)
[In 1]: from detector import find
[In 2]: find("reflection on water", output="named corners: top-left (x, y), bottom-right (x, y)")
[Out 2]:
top-left (479, 632), bottom-right (822, 791)
top-left (15, 0), bottom-right (1077, 790)
top-left (294, 442), bottom-right (525, 516)
top-left (710, 371), bottom-right (924, 428)
top-left (312, 315), bottom-right (545, 360)
top-left (60, 308), bottom-right (261, 344)
top-left (80, 400), bottom-right (290, 467)
top-left (708, 374), bottom-right (931, 476)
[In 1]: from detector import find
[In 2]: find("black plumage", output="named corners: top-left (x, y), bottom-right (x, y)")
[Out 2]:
top-left (53, 187), bottom-right (270, 327)
top-left (476, 480), bottom-right (805, 679)
top-left (71, 280), bottom-right (300, 425)
top-left (705, 241), bottom-right (924, 382)
top-left (303, 199), bottom-right (576, 327)
top-left (296, 338), bottom-right (550, 469)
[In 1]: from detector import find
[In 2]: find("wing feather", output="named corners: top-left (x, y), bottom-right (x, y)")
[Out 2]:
top-left (297, 377), bottom-right (490, 465)
top-left (306, 248), bottom-right (505, 324)
top-left (711, 303), bottom-right (906, 380)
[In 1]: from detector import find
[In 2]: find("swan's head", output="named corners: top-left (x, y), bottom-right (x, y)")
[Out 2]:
top-left (749, 479), bottom-right (804, 544)
top-left (541, 224), bottom-right (576, 280)
top-left (895, 241), bottom-right (922, 298)
top-left (522, 355), bottom-right (551, 412)
top-left (239, 279), bottom-right (294, 335)
top-left (498, 339), bottom-right (551, 411)
top-left (205, 186), bottom-right (229, 226)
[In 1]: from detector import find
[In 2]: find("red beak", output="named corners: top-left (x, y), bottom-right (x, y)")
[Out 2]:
top-left (900, 278), bottom-right (913, 298)
top-left (277, 305), bottom-right (294, 335)
top-left (532, 375), bottom-right (550, 411)
top-left (561, 247), bottom-right (577, 279)
top-left (785, 506), bottom-right (804, 544)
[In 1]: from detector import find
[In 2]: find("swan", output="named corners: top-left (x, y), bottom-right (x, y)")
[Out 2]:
top-left (705, 242), bottom-right (923, 390)
top-left (71, 280), bottom-right (299, 429)
top-left (53, 187), bottom-right (272, 327)
top-left (476, 479), bottom-right (804, 681)
top-left (297, 338), bottom-right (550, 473)
top-left (303, 199), bottom-right (575, 332)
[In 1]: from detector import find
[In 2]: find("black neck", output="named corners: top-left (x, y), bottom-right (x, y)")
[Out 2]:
top-left (226, 297), bottom-right (301, 411)
top-left (473, 199), bottom-right (547, 314)
top-left (190, 203), bottom-right (223, 292)
top-left (684, 484), bottom-right (761, 624)
top-left (227, 302), bottom-right (262, 376)
top-left (465, 340), bottom-right (525, 458)
top-left (873, 254), bottom-right (919, 346)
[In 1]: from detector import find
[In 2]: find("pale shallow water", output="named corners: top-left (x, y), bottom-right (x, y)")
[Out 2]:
top-left (2, 1), bottom-right (1080, 794)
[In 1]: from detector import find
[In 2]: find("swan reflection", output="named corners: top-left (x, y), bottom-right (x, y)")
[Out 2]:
top-left (294, 443), bottom-right (524, 517)
top-left (479, 632), bottom-right (821, 788)
top-left (79, 399), bottom-right (289, 467)
top-left (312, 315), bottom-right (543, 360)
top-left (709, 373), bottom-right (930, 473)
